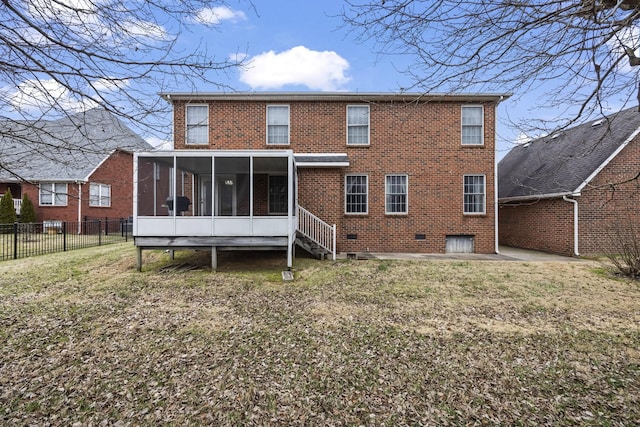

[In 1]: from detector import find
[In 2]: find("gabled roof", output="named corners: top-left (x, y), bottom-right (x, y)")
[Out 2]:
top-left (0, 108), bottom-right (153, 183)
top-left (498, 106), bottom-right (640, 201)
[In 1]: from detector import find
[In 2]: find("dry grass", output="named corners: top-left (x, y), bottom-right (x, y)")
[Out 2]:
top-left (1, 243), bottom-right (639, 426)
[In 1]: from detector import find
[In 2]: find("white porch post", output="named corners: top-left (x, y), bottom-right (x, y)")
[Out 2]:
top-left (287, 152), bottom-right (294, 268)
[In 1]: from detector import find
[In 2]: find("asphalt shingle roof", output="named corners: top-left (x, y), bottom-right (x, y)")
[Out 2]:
top-left (0, 108), bottom-right (152, 182)
top-left (498, 106), bottom-right (640, 200)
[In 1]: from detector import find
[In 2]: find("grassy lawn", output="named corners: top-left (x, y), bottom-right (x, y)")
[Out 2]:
top-left (0, 243), bottom-right (638, 425)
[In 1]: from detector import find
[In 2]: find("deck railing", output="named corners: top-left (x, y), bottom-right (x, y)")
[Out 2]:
top-left (13, 199), bottom-right (21, 215)
top-left (297, 206), bottom-right (336, 260)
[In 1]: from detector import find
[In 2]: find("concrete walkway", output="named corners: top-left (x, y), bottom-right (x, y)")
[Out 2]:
top-left (341, 246), bottom-right (581, 262)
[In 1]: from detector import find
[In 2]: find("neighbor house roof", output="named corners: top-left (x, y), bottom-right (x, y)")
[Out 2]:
top-left (0, 108), bottom-right (153, 183)
top-left (498, 106), bottom-right (640, 201)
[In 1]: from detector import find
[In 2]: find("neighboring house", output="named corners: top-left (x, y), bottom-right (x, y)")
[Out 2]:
top-left (498, 106), bottom-right (640, 256)
top-left (133, 92), bottom-right (509, 270)
top-left (0, 108), bottom-right (153, 224)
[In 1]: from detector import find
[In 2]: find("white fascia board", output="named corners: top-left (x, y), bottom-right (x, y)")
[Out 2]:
top-left (574, 125), bottom-right (640, 193)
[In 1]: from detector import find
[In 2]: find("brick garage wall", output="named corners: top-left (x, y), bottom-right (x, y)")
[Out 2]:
top-left (172, 99), bottom-right (498, 253)
top-left (84, 150), bottom-right (135, 220)
top-left (499, 199), bottom-right (575, 256)
top-left (578, 137), bottom-right (640, 255)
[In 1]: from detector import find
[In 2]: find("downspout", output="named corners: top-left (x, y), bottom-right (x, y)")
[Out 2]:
top-left (494, 96), bottom-right (504, 254)
top-left (563, 195), bottom-right (579, 256)
top-left (77, 182), bottom-right (82, 234)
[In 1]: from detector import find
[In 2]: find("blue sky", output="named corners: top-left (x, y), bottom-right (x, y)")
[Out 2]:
top-left (6, 0), bottom-right (595, 158)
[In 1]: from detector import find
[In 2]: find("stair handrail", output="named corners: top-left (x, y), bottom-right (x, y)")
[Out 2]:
top-left (297, 206), bottom-right (336, 260)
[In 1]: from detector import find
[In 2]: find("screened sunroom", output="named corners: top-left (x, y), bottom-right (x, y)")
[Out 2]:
top-left (133, 150), bottom-right (297, 270)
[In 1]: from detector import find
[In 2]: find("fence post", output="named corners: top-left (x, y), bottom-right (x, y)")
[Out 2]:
top-left (104, 217), bottom-right (109, 236)
top-left (63, 221), bottom-right (67, 251)
top-left (13, 222), bottom-right (18, 260)
top-left (98, 220), bottom-right (102, 246)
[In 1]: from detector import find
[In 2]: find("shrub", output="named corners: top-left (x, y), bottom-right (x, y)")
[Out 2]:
top-left (602, 216), bottom-right (640, 279)
top-left (19, 193), bottom-right (36, 223)
top-left (0, 189), bottom-right (17, 225)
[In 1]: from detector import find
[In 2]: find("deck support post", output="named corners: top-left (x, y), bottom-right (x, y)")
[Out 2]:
top-left (136, 247), bottom-right (142, 272)
top-left (169, 249), bottom-right (175, 260)
top-left (287, 243), bottom-right (293, 269)
top-left (211, 246), bottom-right (217, 271)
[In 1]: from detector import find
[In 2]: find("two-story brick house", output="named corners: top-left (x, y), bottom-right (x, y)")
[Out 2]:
top-left (132, 92), bottom-right (508, 270)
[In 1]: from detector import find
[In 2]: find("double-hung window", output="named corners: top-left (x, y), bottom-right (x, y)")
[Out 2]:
top-left (347, 105), bottom-right (370, 145)
top-left (345, 175), bottom-right (368, 214)
top-left (461, 106), bottom-right (483, 146)
top-left (89, 183), bottom-right (111, 207)
top-left (186, 105), bottom-right (209, 145)
top-left (267, 105), bottom-right (289, 145)
top-left (39, 183), bottom-right (68, 206)
top-left (463, 175), bottom-right (486, 214)
top-left (385, 174), bottom-right (408, 214)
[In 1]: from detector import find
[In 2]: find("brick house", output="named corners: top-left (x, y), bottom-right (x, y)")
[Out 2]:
top-left (0, 108), bottom-right (152, 225)
top-left (498, 106), bottom-right (640, 256)
top-left (133, 92), bottom-right (508, 269)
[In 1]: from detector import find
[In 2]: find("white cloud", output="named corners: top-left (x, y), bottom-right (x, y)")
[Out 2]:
top-left (194, 6), bottom-right (247, 25)
top-left (92, 78), bottom-right (129, 92)
top-left (146, 136), bottom-right (172, 149)
top-left (124, 20), bottom-right (168, 41)
top-left (239, 46), bottom-right (350, 91)
top-left (10, 79), bottom-right (97, 115)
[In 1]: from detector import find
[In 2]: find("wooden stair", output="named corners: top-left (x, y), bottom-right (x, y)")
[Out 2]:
top-left (295, 232), bottom-right (331, 260)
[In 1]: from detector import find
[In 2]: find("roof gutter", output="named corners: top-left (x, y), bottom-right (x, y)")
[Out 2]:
top-left (563, 195), bottom-right (580, 257)
top-left (158, 91), bottom-right (511, 103)
top-left (498, 191), bottom-right (578, 203)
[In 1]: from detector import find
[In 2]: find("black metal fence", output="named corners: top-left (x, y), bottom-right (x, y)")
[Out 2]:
top-left (0, 218), bottom-right (132, 261)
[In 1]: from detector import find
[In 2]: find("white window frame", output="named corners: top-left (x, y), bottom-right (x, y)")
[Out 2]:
top-left (385, 174), bottom-right (408, 215)
top-left (185, 104), bottom-right (209, 145)
top-left (347, 105), bottom-right (370, 146)
top-left (89, 182), bottom-right (111, 207)
top-left (461, 105), bottom-right (484, 146)
top-left (39, 182), bottom-right (68, 206)
top-left (266, 105), bottom-right (290, 145)
top-left (345, 174), bottom-right (368, 214)
top-left (463, 174), bottom-right (486, 214)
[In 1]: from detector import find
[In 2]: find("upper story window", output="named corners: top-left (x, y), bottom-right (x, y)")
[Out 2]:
top-left (89, 183), bottom-right (111, 207)
top-left (186, 105), bottom-right (209, 145)
top-left (463, 174), bottom-right (486, 214)
top-left (267, 105), bottom-right (290, 145)
top-left (40, 182), bottom-right (68, 206)
top-left (385, 174), bottom-right (408, 214)
top-left (461, 106), bottom-right (484, 146)
top-left (347, 105), bottom-right (370, 145)
top-left (345, 174), bottom-right (368, 214)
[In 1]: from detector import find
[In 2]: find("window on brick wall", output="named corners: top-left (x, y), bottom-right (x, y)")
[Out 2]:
top-left (186, 105), bottom-right (208, 145)
top-left (267, 105), bottom-right (290, 145)
top-left (39, 182), bottom-right (68, 206)
top-left (347, 105), bottom-right (370, 145)
top-left (463, 174), bottom-right (485, 214)
top-left (385, 174), bottom-right (408, 214)
top-left (345, 174), bottom-right (368, 214)
top-left (89, 183), bottom-right (111, 207)
top-left (461, 105), bottom-right (484, 146)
